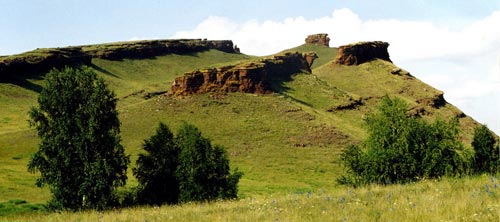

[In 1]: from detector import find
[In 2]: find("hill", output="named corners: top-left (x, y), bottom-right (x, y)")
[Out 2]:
top-left (0, 34), bottom-right (497, 219)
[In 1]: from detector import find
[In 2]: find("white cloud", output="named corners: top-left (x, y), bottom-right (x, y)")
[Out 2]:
top-left (171, 9), bottom-right (500, 134)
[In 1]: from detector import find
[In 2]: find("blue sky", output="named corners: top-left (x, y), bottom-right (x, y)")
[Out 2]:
top-left (2, 0), bottom-right (498, 54)
top-left (1, 0), bottom-right (499, 134)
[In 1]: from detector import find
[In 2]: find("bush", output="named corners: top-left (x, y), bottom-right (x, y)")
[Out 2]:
top-left (28, 67), bottom-right (129, 210)
top-left (133, 122), bottom-right (242, 205)
top-left (472, 125), bottom-right (499, 173)
top-left (339, 96), bottom-right (471, 185)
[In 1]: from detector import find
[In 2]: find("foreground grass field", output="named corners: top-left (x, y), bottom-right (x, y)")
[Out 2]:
top-left (5, 175), bottom-right (498, 221)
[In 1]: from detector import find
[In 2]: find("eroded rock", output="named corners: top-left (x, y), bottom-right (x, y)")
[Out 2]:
top-left (0, 47), bottom-right (91, 77)
top-left (0, 39), bottom-right (239, 77)
top-left (417, 92), bottom-right (446, 108)
top-left (82, 39), bottom-right (239, 60)
top-left (305, 34), bottom-right (330, 47)
top-left (171, 52), bottom-right (317, 96)
top-left (334, 41), bottom-right (392, 65)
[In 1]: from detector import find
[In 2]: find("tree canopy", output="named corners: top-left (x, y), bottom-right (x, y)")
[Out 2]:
top-left (28, 67), bottom-right (129, 210)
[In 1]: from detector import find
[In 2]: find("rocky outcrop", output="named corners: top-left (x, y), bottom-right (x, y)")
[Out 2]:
top-left (417, 92), bottom-right (446, 108)
top-left (0, 39), bottom-right (239, 78)
top-left (305, 34), bottom-right (330, 47)
top-left (327, 97), bottom-right (363, 112)
top-left (334, 41), bottom-right (392, 65)
top-left (82, 39), bottom-right (239, 60)
top-left (171, 52), bottom-right (317, 96)
top-left (0, 47), bottom-right (91, 78)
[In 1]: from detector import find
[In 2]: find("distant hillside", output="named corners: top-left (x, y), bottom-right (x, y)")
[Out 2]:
top-left (0, 34), bottom-right (495, 207)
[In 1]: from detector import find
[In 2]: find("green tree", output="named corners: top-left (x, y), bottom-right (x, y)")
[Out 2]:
top-left (133, 122), bottom-right (180, 205)
top-left (175, 122), bottom-right (242, 202)
top-left (472, 125), bottom-right (499, 173)
top-left (28, 67), bottom-right (129, 210)
top-left (339, 96), bottom-right (470, 185)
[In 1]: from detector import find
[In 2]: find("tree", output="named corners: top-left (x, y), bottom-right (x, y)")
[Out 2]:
top-left (339, 96), bottom-right (471, 185)
top-left (28, 67), bottom-right (129, 210)
top-left (472, 125), bottom-right (499, 173)
top-left (175, 122), bottom-right (242, 202)
top-left (133, 122), bottom-right (180, 205)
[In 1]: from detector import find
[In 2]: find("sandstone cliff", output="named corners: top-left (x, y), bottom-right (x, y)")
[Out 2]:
top-left (334, 41), bottom-right (392, 65)
top-left (305, 34), bottom-right (330, 47)
top-left (171, 52), bottom-right (317, 96)
top-left (0, 39), bottom-right (239, 78)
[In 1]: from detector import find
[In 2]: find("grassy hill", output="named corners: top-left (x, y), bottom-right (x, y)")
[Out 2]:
top-left (0, 41), bottom-right (497, 220)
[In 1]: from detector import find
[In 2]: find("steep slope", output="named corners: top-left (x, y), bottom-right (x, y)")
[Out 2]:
top-left (0, 37), bottom-right (493, 207)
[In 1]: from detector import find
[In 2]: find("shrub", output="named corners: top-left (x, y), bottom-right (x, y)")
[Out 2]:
top-left (339, 96), bottom-right (471, 185)
top-left (472, 125), bottom-right (499, 173)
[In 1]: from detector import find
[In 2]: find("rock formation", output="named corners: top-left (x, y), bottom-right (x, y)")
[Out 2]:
top-left (82, 39), bottom-right (239, 60)
top-left (171, 52), bottom-right (317, 96)
top-left (334, 41), bottom-right (392, 65)
top-left (0, 39), bottom-right (239, 78)
top-left (0, 47), bottom-right (91, 78)
top-left (305, 34), bottom-right (330, 47)
top-left (417, 92), bottom-right (446, 108)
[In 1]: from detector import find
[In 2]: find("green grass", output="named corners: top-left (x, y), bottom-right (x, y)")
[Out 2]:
top-left (0, 81), bottom-right (41, 133)
top-left (0, 200), bottom-right (44, 217)
top-left (6, 175), bottom-right (499, 221)
top-left (0, 50), bottom-right (253, 132)
top-left (0, 44), bottom-right (493, 220)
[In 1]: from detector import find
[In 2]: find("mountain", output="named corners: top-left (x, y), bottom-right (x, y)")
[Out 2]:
top-left (0, 34), bottom-right (493, 205)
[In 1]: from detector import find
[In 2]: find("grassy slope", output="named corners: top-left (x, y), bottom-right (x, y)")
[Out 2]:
top-left (0, 44), bottom-right (494, 220)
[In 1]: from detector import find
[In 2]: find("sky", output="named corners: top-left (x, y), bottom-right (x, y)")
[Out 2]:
top-left (1, 0), bottom-right (499, 134)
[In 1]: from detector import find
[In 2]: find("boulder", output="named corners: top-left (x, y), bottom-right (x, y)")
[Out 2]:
top-left (335, 41), bottom-right (392, 65)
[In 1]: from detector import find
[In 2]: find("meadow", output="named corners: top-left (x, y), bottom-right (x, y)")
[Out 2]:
top-left (0, 44), bottom-right (496, 221)
top-left (4, 175), bottom-right (498, 221)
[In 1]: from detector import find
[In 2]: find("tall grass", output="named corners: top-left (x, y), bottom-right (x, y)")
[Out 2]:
top-left (7, 175), bottom-right (498, 221)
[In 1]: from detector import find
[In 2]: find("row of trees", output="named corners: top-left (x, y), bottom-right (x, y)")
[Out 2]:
top-left (28, 67), bottom-right (241, 210)
top-left (339, 96), bottom-right (499, 186)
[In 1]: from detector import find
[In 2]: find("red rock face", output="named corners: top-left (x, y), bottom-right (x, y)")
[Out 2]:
top-left (305, 34), bottom-right (330, 47)
top-left (171, 52), bottom-right (317, 96)
top-left (335, 41), bottom-right (392, 65)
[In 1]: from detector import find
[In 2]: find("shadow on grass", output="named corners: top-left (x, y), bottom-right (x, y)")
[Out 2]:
top-left (88, 63), bottom-right (120, 78)
top-left (269, 71), bottom-right (314, 107)
top-left (0, 199), bottom-right (45, 217)
top-left (0, 72), bottom-right (44, 93)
